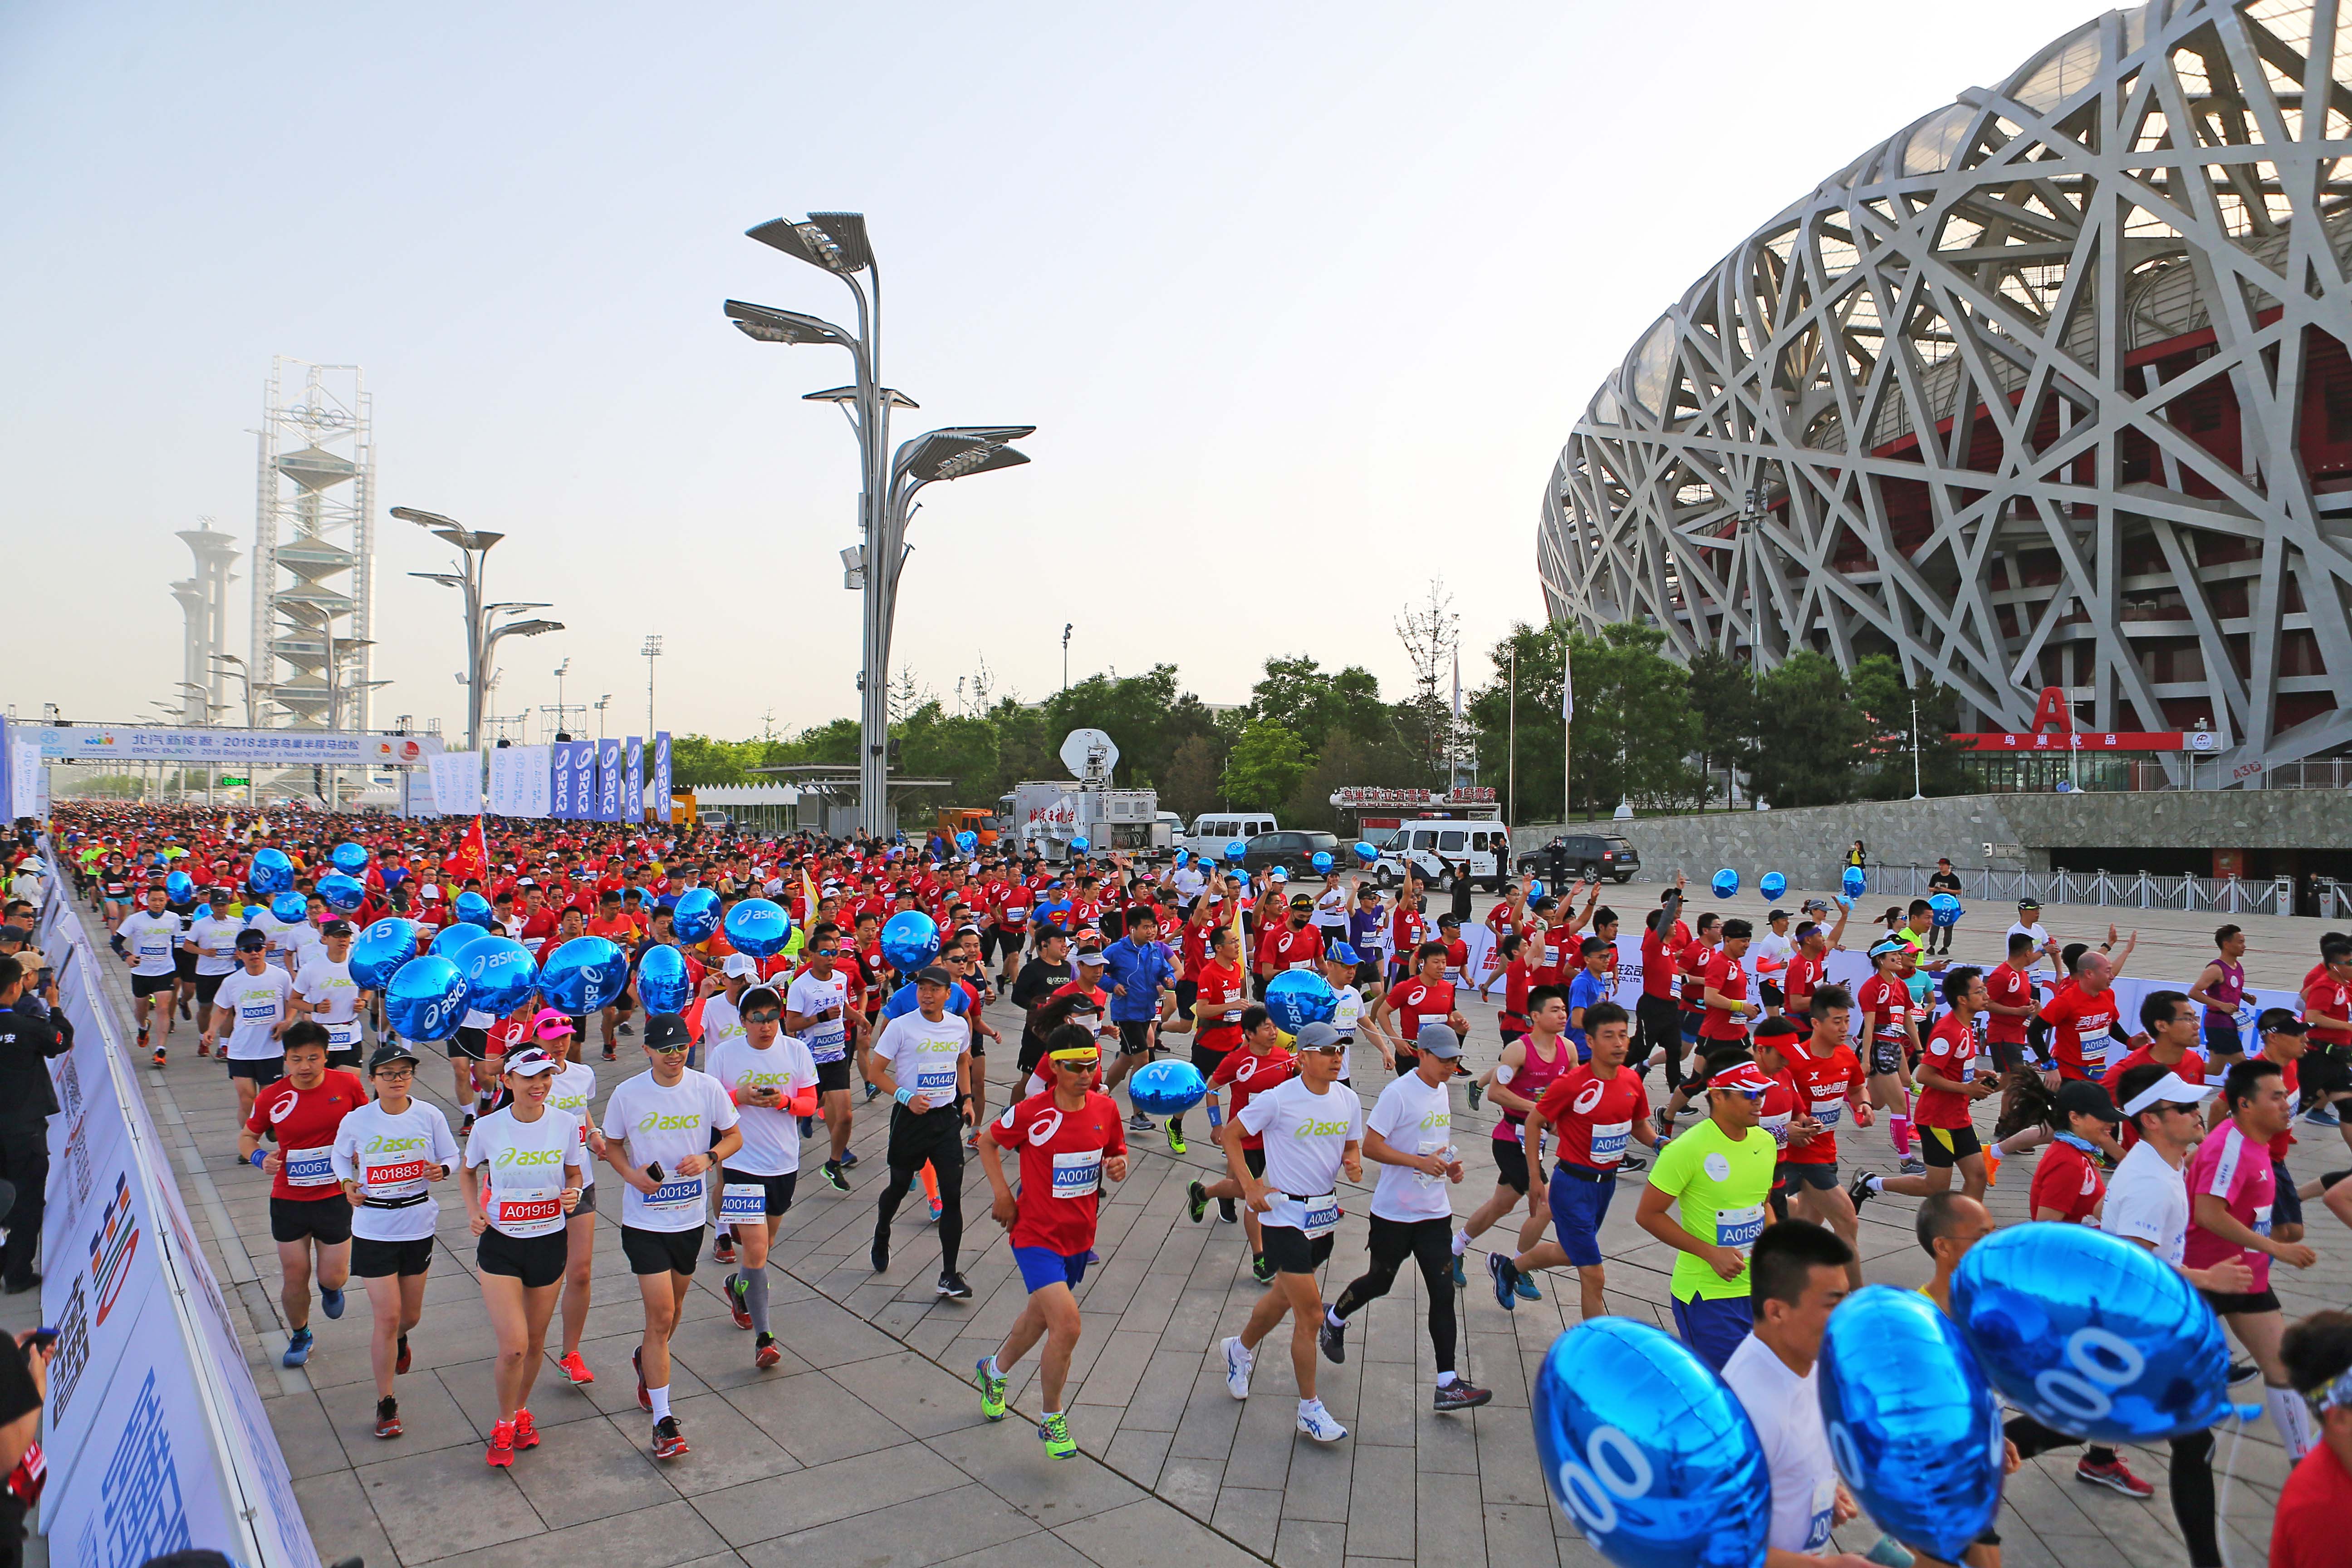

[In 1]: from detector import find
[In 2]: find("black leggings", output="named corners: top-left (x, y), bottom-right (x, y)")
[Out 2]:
top-left (1332, 1215), bottom-right (1456, 1373)
top-left (2167, 1428), bottom-right (2220, 1568)
top-left (874, 1108), bottom-right (965, 1278)
top-left (1634, 995), bottom-right (1683, 1091)
top-left (2005, 1413), bottom-right (2117, 1471)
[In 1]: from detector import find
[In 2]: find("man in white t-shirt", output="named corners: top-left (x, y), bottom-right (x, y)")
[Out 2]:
top-left (2006, 899), bottom-right (2058, 975)
top-left (205, 928), bottom-right (296, 1125)
top-left (118, 882), bottom-right (184, 1064)
top-left (598, 1012), bottom-right (742, 1461)
top-left (706, 985), bottom-right (818, 1373)
top-left (784, 934), bottom-right (865, 1188)
top-left (185, 887), bottom-right (245, 1058)
top-left (1219, 1022), bottom-right (1363, 1443)
top-left (292, 919), bottom-right (369, 1073)
top-left (866, 967), bottom-right (976, 1298)
top-left (1719, 1223), bottom-right (1876, 1566)
top-left (1318, 1024), bottom-right (1489, 1412)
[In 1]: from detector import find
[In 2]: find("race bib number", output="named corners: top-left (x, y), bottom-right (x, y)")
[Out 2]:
top-left (644, 1175), bottom-right (704, 1215)
top-left (1417, 1014), bottom-right (1448, 1039)
top-left (1588, 1120), bottom-right (1631, 1165)
top-left (1809, 1095), bottom-right (1846, 1126)
top-left (494, 1187), bottom-right (564, 1239)
top-left (2255, 1202), bottom-right (2274, 1239)
top-left (362, 1158), bottom-right (430, 1200)
top-left (1050, 1150), bottom-right (1101, 1199)
top-left (720, 1182), bottom-right (766, 1224)
top-left (240, 1001), bottom-right (276, 1022)
top-left (326, 1019), bottom-right (361, 1049)
top-left (1804, 1479), bottom-right (1835, 1551)
top-left (1414, 1137), bottom-right (1451, 1188)
top-left (1761, 1111), bottom-right (1792, 1150)
top-left (283, 1146), bottom-right (338, 1187)
top-left (916, 1063), bottom-right (959, 1095)
top-left (1716, 1204), bottom-right (1767, 1252)
top-left (1298, 1193), bottom-right (1340, 1239)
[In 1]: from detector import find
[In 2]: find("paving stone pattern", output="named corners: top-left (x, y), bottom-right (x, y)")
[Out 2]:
top-left (67, 887), bottom-right (2333, 1567)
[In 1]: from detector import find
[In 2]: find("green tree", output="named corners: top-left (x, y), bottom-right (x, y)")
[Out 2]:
top-left (895, 702), bottom-right (1001, 802)
top-left (1686, 647), bottom-right (1759, 803)
top-left (1465, 620), bottom-right (1701, 818)
top-left (1040, 665), bottom-right (1217, 788)
top-left (1159, 733), bottom-right (1227, 823)
top-left (983, 697), bottom-right (1054, 797)
top-left (1281, 732), bottom-right (1376, 833)
top-left (1847, 656), bottom-right (1969, 799)
top-left (1249, 656), bottom-right (1392, 755)
top-left (1222, 721), bottom-right (1308, 809)
top-left (1750, 652), bottom-right (1868, 806)
top-left (671, 734), bottom-right (751, 787)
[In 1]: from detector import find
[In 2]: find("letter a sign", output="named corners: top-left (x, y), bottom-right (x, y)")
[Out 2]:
top-left (2029, 686), bottom-right (2075, 735)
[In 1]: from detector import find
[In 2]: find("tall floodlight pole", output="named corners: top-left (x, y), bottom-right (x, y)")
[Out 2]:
top-left (595, 694), bottom-right (612, 740)
top-left (396, 507), bottom-right (563, 753)
top-left (727, 211), bottom-right (1033, 838)
top-left (642, 637), bottom-right (662, 743)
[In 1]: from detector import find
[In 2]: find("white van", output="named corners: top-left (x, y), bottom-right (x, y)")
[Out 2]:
top-left (1375, 821), bottom-right (1511, 891)
top-left (1183, 812), bottom-right (1277, 861)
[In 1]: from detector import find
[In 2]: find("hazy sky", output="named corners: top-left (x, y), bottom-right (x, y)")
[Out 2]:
top-left (2, 0), bottom-right (2078, 744)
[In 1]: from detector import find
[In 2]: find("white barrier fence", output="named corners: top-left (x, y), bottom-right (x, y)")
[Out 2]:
top-left (34, 870), bottom-right (318, 1568)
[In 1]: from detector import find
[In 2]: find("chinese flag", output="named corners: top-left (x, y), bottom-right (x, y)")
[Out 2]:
top-left (450, 817), bottom-right (490, 883)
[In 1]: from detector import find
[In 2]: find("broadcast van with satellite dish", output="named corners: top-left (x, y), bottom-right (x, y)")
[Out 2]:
top-left (1001, 727), bottom-right (1157, 861)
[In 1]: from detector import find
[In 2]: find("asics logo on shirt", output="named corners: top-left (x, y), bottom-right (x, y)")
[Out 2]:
top-left (1026, 1108), bottom-right (1066, 1146)
top-left (1418, 1110), bottom-right (1450, 1131)
top-left (269, 1097), bottom-right (298, 1123)
top-left (493, 1147), bottom-right (565, 1167)
top-left (365, 1134), bottom-right (427, 1154)
top-left (1294, 1117), bottom-right (1352, 1138)
top-left (1573, 1080), bottom-right (1607, 1115)
top-left (637, 1112), bottom-right (702, 1132)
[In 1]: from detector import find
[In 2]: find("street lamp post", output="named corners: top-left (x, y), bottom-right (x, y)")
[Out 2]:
top-left (395, 507), bottom-right (564, 753)
top-left (726, 211), bottom-right (1033, 838)
top-left (1062, 624), bottom-right (1073, 693)
top-left (642, 637), bottom-right (662, 744)
top-left (595, 694), bottom-right (612, 740)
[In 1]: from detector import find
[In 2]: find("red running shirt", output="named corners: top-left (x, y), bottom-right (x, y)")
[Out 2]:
top-left (2040, 981), bottom-right (2119, 1081)
top-left (1534, 1064), bottom-right (1650, 1171)
top-left (1781, 1040), bottom-right (1863, 1166)
top-left (245, 1071), bottom-right (370, 1200)
top-left (987, 1089), bottom-right (1129, 1255)
top-left (1209, 1047), bottom-right (1297, 1150)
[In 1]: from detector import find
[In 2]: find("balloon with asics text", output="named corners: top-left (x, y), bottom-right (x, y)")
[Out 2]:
top-left (1758, 872), bottom-right (1787, 901)
top-left (271, 892), bottom-right (307, 925)
top-left (1311, 850), bottom-right (1333, 873)
top-left (1709, 868), bottom-right (1738, 898)
top-left (670, 887), bottom-right (720, 944)
top-left (724, 897), bottom-right (792, 958)
top-left (1530, 1318), bottom-right (1768, 1568)
top-left (454, 890), bottom-right (496, 931)
top-left (636, 943), bottom-right (692, 1012)
top-left (1070, 836), bottom-right (1090, 854)
top-left (1353, 841), bottom-right (1378, 863)
top-left (1841, 865), bottom-right (1867, 898)
top-left (331, 841), bottom-right (368, 875)
top-left (539, 936), bottom-right (630, 1014)
top-left (462, 937), bottom-right (539, 1017)
top-left (1225, 840), bottom-right (1247, 863)
top-left (1818, 1285), bottom-right (2004, 1563)
top-left (248, 847), bottom-right (294, 895)
top-left (165, 870), bottom-right (193, 902)
top-left (431, 921), bottom-right (491, 963)
top-left (1951, 1221), bottom-right (2233, 1443)
top-left (385, 955), bottom-right (470, 1042)
top-left (1126, 1059), bottom-right (1206, 1117)
top-left (317, 873), bottom-right (367, 914)
top-left (1264, 970), bottom-right (1338, 1035)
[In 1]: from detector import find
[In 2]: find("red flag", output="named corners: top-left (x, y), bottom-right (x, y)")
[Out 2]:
top-left (450, 816), bottom-right (490, 883)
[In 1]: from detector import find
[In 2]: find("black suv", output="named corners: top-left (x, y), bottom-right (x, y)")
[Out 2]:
top-left (1240, 829), bottom-right (1341, 874)
top-left (1517, 833), bottom-right (1640, 884)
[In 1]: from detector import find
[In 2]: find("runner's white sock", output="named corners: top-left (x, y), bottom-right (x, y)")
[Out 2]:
top-left (1325, 1307), bottom-right (1345, 1329)
top-left (1435, 1371), bottom-right (1457, 1388)
top-left (1865, 1175), bottom-right (1886, 1194)
top-left (1451, 1228), bottom-right (1470, 1255)
top-left (2268, 1382), bottom-right (2320, 1463)
top-left (984, 1354), bottom-right (1002, 1379)
top-left (648, 1384), bottom-right (672, 1421)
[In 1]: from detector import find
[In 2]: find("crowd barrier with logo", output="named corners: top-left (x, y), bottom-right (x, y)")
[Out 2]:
top-left (33, 869), bottom-right (318, 1568)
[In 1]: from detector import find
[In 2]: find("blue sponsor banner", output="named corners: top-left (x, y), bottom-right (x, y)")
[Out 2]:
top-left (653, 731), bottom-right (672, 823)
top-left (568, 742), bottom-right (597, 820)
top-left (595, 738), bottom-right (624, 822)
top-left (549, 743), bottom-right (576, 819)
top-left (624, 736), bottom-right (644, 821)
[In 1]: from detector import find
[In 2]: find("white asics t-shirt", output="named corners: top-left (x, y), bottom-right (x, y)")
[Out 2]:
top-left (333, 1100), bottom-right (460, 1243)
top-left (599, 1069), bottom-right (740, 1232)
top-left (706, 1035), bottom-right (820, 1176)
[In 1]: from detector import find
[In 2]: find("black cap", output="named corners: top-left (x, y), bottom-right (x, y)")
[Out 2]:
top-left (1288, 893), bottom-right (1314, 910)
top-left (643, 1013), bottom-right (693, 1051)
top-left (913, 965), bottom-right (954, 987)
top-left (2052, 1079), bottom-right (2122, 1124)
top-left (322, 919), bottom-right (354, 937)
top-left (368, 1043), bottom-right (419, 1072)
top-left (0, 926), bottom-right (25, 947)
top-left (235, 929), bottom-right (267, 951)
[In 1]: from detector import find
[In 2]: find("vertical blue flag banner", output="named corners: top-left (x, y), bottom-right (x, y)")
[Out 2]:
top-left (596, 738), bottom-right (623, 822)
top-left (566, 741), bottom-right (596, 821)
top-left (548, 744), bottom-right (575, 819)
top-left (653, 731), bottom-right (672, 823)
top-left (625, 736), bottom-right (643, 823)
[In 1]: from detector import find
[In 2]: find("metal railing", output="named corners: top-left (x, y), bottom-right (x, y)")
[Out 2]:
top-left (1849, 864), bottom-right (2314, 915)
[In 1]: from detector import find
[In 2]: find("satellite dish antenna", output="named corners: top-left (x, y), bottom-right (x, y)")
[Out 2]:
top-left (1059, 728), bottom-right (1119, 783)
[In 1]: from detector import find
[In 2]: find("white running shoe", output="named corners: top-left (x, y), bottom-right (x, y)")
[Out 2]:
top-left (1222, 1335), bottom-right (1254, 1400)
top-left (1295, 1400), bottom-right (1348, 1443)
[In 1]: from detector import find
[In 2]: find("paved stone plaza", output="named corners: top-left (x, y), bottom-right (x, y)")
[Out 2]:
top-left (57, 887), bottom-right (2352, 1567)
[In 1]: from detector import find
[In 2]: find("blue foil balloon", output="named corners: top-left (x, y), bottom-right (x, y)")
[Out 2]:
top-left (317, 873), bottom-right (367, 914)
top-left (1070, 836), bottom-right (1090, 854)
top-left (248, 847), bottom-right (294, 896)
top-left (348, 919), bottom-right (417, 992)
top-left (1952, 1222), bottom-right (2232, 1444)
top-left (539, 936), bottom-right (629, 1014)
top-left (1310, 850), bottom-right (1333, 873)
top-left (1352, 841), bottom-right (1378, 863)
top-left (462, 936), bottom-right (539, 1017)
top-left (431, 921), bottom-right (492, 963)
top-left (1709, 868), bottom-right (1739, 899)
top-left (636, 943), bottom-right (692, 1013)
top-left (671, 887), bottom-right (721, 945)
top-left (881, 911), bottom-right (941, 972)
top-left (1126, 1059), bottom-right (1206, 1117)
top-left (1841, 865), bottom-right (1867, 898)
top-left (1759, 872), bottom-right (1787, 902)
top-left (1529, 879), bottom-right (1547, 901)
top-left (725, 897), bottom-right (792, 959)
top-left (1819, 1286), bottom-right (2005, 1563)
top-left (271, 892), bottom-right (308, 925)
top-left (385, 955), bottom-right (470, 1043)
top-left (453, 890), bottom-right (495, 931)
top-left (331, 841), bottom-right (368, 876)
top-left (955, 830), bottom-right (977, 854)
top-left (1532, 1318), bottom-right (1768, 1568)
top-left (1224, 840), bottom-right (1247, 863)
top-left (1264, 970), bottom-right (1338, 1034)
top-left (1173, 849), bottom-right (1190, 868)
top-left (164, 870), bottom-right (193, 902)
top-left (1930, 892), bottom-right (1963, 928)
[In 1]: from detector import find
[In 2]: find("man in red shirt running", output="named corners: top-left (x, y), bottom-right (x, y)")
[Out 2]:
top-left (1779, 985), bottom-right (1870, 1288)
top-left (1375, 943), bottom-right (1468, 1080)
top-left (1174, 922), bottom-right (1249, 1156)
top-left (240, 1021), bottom-right (369, 1369)
top-left (1853, 968), bottom-right (1997, 1209)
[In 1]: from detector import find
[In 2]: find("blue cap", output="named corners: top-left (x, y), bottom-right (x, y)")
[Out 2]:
top-left (1325, 941), bottom-right (1359, 966)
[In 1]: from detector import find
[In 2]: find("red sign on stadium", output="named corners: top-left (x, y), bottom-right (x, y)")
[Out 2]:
top-left (1950, 732), bottom-right (2188, 752)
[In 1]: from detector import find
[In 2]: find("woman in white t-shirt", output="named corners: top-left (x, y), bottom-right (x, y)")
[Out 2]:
top-left (462, 1047), bottom-right (586, 1469)
top-left (331, 1043), bottom-right (459, 1441)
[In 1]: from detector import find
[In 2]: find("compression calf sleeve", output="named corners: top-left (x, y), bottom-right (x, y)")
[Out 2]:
top-left (741, 1261), bottom-right (770, 1335)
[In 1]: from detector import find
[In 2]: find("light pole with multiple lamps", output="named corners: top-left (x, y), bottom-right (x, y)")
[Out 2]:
top-left (641, 637), bottom-right (662, 744)
top-left (394, 507), bottom-right (564, 753)
top-left (725, 211), bottom-right (1033, 838)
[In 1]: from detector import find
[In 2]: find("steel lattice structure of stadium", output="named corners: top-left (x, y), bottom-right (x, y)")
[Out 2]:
top-left (1538, 0), bottom-right (2352, 771)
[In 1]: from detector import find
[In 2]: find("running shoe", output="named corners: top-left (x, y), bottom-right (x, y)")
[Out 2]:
top-left (513, 1408), bottom-right (540, 1450)
top-left (2074, 1455), bottom-right (2154, 1498)
top-left (798, 1115), bottom-right (816, 1138)
top-left (151, 1049), bottom-right (166, 1069)
top-left (1862, 1534), bottom-right (1916, 1567)
top-left (1488, 1253), bottom-right (1520, 1311)
top-left (937, 1272), bottom-right (973, 1299)
top-left (1318, 1314), bottom-right (1346, 1365)
top-left (283, 1328), bottom-right (313, 1368)
top-left (1126, 1112), bottom-right (1152, 1133)
top-left (1218, 1196), bottom-right (1237, 1224)
top-left (1039, 1411), bottom-right (1076, 1460)
top-left (138, 1026), bottom-right (149, 1046)
top-left (559, 1351), bottom-right (593, 1385)
top-left (1466, 1078), bottom-right (1483, 1110)
top-left (178, 997), bottom-right (192, 1020)
top-left (2307, 1104), bottom-right (2342, 1128)
top-left (2230, 1359), bottom-right (2261, 1383)
top-left (1898, 1156), bottom-right (1926, 1175)
top-left (865, 1081), bottom-right (881, 1102)
top-left (714, 1232), bottom-right (736, 1265)
top-left (1221, 1335), bottom-right (1254, 1400)
top-left (1295, 1400), bottom-right (1348, 1443)
top-left (486, 1418), bottom-right (516, 1467)
top-left (1432, 1381), bottom-right (1492, 1412)
top-left (965, 1131), bottom-right (980, 1153)
top-left (823, 1161), bottom-right (849, 1193)
top-left (1847, 1170), bottom-right (1878, 1210)
top-left (197, 1040), bottom-right (210, 1056)
top-left (928, 1196), bottom-right (945, 1221)
top-left (1250, 1254), bottom-right (1275, 1285)
top-left (459, 1112), bottom-right (475, 1139)
top-left (373, 1397), bottom-right (401, 1439)
top-left (651, 1416), bottom-right (688, 1459)
top-left (976, 1357), bottom-right (1009, 1420)
top-left (633, 1346), bottom-right (651, 1411)
top-left (1617, 1153), bottom-right (1648, 1175)
top-left (1186, 1180), bottom-right (1208, 1224)
top-left (1450, 1252), bottom-right (1466, 1288)
top-left (838, 1149), bottom-right (859, 1169)
top-left (871, 1238), bottom-right (890, 1274)
top-left (618, 1022), bottom-right (633, 1036)
top-left (603, 1046), bottom-right (617, 1061)
top-left (1512, 1273), bottom-right (1542, 1302)
top-left (395, 1333), bottom-right (411, 1375)
top-left (1167, 1124), bottom-right (1188, 1156)
top-left (1984, 1145), bottom-right (2003, 1186)
top-left (755, 1333), bottom-right (782, 1372)
top-left (725, 1273), bottom-right (752, 1330)
top-left (320, 1285), bottom-right (345, 1320)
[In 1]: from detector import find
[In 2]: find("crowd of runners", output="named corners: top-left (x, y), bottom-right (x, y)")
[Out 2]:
top-left (20, 803), bottom-right (2352, 1564)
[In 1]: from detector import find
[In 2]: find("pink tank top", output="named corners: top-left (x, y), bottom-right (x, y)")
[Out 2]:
top-left (1498, 1032), bottom-right (1574, 1140)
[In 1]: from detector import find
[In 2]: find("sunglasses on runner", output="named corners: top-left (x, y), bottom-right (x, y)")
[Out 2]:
top-left (1300, 1044), bottom-right (1345, 1056)
top-left (742, 1007), bottom-right (782, 1024)
top-left (648, 1040), bottom-right (691, 1055)
top-left (1053, 1055), bottom-right (1099, 1071)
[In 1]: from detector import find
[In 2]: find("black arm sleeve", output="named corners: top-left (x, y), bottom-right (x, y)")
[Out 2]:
top-left (2027, 1015), bottom-right (2051, 1057)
